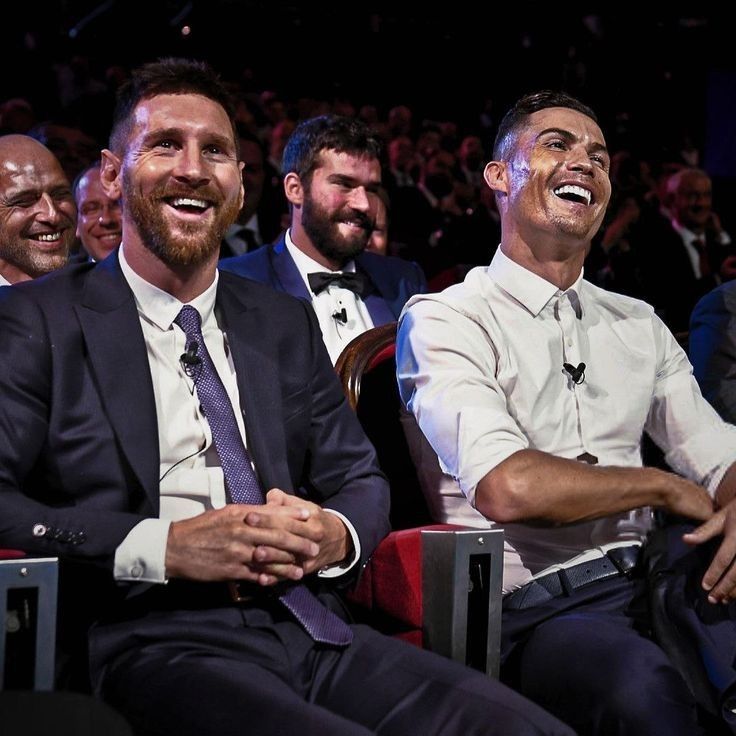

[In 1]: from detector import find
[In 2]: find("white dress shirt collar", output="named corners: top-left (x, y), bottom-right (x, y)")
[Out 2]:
top-left (118, 242), bottom-right (219, 329)
top-left (285, 229), bottom-right (357, 293)
top-left (0, 272), bottom-right (11, 287)
top-left (489, 246), bottom-right (584, 319)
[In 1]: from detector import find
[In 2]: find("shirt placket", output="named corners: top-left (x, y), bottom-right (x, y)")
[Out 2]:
top-left (554, 292), bottom-right (596, 464)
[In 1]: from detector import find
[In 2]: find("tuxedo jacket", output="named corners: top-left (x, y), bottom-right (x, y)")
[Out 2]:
top-left (0, 256), bottom-right (390, 627)
top-left (219, 235), bottom-right (427, 326)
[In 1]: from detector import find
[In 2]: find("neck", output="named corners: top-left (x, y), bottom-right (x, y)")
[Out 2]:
top-left (122, 240), bottom-right (218, 303)
top-left (500, 228), bottom-right (586, 291)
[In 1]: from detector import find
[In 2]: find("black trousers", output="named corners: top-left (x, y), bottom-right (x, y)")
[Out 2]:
top-left (89, 585), bottom-right (572, 736)
top-left (501, 531), bottom-right (736, 736)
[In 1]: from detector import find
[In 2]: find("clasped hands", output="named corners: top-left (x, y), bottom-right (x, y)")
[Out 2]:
top-left (165, 488), bottom-right (351, 586)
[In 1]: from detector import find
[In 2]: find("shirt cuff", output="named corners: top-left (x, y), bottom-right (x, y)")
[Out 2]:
top-left (114, 518), bottom-right (172, 583)
top-left (318, 509), bottom-right (360, 578)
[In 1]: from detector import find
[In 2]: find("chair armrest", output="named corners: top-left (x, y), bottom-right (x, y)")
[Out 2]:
top-left (0, 555), bottom-right (59, 690)
top-left (348, 525), bottom-right (503, 676)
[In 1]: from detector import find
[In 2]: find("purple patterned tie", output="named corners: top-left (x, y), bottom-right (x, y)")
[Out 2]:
top-left (174, 305), bottom-right (352, 646)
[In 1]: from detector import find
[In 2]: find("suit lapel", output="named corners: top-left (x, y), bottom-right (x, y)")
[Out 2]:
top-left (356, 255), bottom-right (399, 324)
top-left (271, 238), bottom-right (311, 300)
top-left (216, 275), bottom-right (292, 491)
top-left (75, 257), bottom-right (160, 507)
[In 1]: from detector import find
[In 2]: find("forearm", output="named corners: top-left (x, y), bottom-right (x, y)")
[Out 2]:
top-left (715, 462), bottom-right (736, 508)
top-left (475, 449), bottom-right (713, 524)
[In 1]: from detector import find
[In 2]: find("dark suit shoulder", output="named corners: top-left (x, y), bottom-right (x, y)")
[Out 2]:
top-left (357, 250), bottom-right (427, 293)
top-left (217, 267), bottom-right (309, 311)
top-left (3, 260), bottom-right (97, 311)
top-left (219, 243), bottom-right (274, 280)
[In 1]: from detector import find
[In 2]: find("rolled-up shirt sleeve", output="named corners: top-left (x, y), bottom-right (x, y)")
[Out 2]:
top-left (397, 296), bottom-right (528, 506)
top-left (645, 315), bottom-right (736, 495)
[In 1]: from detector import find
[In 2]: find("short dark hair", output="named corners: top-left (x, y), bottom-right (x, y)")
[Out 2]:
top-left (109, 57), bottom-right (237, 154)
top-left (493, 90), bottom-right (598, 160)
top-left (281, 114), bottom-right (383, 184)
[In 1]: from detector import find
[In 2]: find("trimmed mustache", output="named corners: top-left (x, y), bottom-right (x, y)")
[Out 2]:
top-left (335, 208), bottom-right (373, 231)
top-left (152, 182), bottom-right (224, 207)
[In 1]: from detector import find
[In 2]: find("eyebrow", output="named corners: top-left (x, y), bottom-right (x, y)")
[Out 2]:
top-left (537, 127), bottom-right (609, 157)
top-left (143, 127), bottom-right (236, 153)
top-left (328, 173), bottom-right (382, 190)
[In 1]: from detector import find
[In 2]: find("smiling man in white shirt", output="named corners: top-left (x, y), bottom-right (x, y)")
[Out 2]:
top-left (398, 90), bottom-right (736, 735)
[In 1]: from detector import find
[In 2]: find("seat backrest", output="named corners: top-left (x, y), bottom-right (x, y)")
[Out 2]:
top-left (336, 323), bottom-right (432, 529)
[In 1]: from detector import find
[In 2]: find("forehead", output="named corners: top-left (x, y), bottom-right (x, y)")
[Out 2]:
top-left (77, 169), bottom-right (107, 199)
top-left (521, 107), bottom-right (606, 147)
top-left (314, 149), bottom-right (381, 180)
top-left (0, 144), bottom-right (67, 193)
top-left (677, 173), bottom-right (711, 193)
top-left (129, 93), bottom-right (236, 147)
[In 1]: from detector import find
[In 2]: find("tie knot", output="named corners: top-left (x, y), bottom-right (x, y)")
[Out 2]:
top-left (174, 305), bottom-right (203, 338)
top-left (307, 271), bottom-right (368, 297)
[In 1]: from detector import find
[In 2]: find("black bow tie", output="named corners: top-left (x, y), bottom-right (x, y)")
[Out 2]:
top-left (307, 271), bottom-right (369, 297)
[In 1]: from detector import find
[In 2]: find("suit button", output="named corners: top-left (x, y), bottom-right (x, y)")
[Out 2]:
top-left (32, 524), bottom-right (48, 537)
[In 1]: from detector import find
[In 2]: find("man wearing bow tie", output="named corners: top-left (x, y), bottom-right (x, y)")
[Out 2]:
top-left (220, 115), bottom-right (426, 363)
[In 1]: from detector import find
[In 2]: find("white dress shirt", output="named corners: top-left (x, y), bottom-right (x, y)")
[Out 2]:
top-left (398, 247), bottom-right (736, 592)
top-left (0, 273), bottom-right (11, 286)
top-left (285, 230), bottom-right (374, 365)
top-left (114, 245), bottom-right (358, 582)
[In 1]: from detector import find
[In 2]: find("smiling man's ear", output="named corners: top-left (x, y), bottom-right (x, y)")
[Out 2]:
top-left (484, 160), bottom-right (508, 196)
top-left (284, 172), bottom-right (304, 207)
top-left (99, 150), bottom-right (122, 200)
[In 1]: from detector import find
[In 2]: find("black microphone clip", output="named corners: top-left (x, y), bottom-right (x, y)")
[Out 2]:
top-left (332, 307), bottom-right (348, 324)
top-left (180, 340), bottom-right (202, 377)
top-left (563, 362), bottom-right (586, 385)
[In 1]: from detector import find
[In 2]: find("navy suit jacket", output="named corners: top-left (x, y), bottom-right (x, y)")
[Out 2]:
top-left (690, 279), bottom-right (736, 424)
top-left (0, 256), bottom-right (389, 629)
top-left (219, 235), bottom-right (427, 326)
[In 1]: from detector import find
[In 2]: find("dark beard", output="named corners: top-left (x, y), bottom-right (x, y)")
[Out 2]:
top-left (301, 190), bottom-right (372, 268)
top-left (123, 173), bottom-right (240, 267)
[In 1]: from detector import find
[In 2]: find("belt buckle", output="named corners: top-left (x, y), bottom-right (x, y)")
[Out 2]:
top-left (228, 581), bottom-right (254, 603)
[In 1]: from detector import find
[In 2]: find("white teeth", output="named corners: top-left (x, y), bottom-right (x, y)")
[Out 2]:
top-left (171, 197), bottom-right (207, 209)
top-left (36, 232), bottom-right (62, 242)
top-left (554, 185), bottom-right (591, 205)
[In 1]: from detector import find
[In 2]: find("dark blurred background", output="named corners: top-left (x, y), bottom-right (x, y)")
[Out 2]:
top-left (2, 3), bottom-right (735, 327)
top-left (2, 4), bottom-right (733, 157)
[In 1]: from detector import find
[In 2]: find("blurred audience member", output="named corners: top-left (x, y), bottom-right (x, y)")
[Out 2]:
top-left (221, 126), bottom-right (288, 258)
top-left (73, 163), bottom-right (122, 262)
top-left (690, 279), bottom-right (736, 425)
top-left (28, 120), bottom-right (100, 181)
top-left (0, 135), bottom-right (75, 284)
top-left (637, 167), bottom-right (735, 333)
top-left (0, 97), bottom-right (36, 134)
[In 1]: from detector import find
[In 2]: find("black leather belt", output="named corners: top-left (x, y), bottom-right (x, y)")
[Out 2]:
top-left (503, 544), bottom-right (641, 611)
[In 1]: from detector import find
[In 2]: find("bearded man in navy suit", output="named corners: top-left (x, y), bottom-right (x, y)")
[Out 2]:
top-left (0, 58), bottom-right (571, 736)
top-left (220, 115), bottom-right (427, 363)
